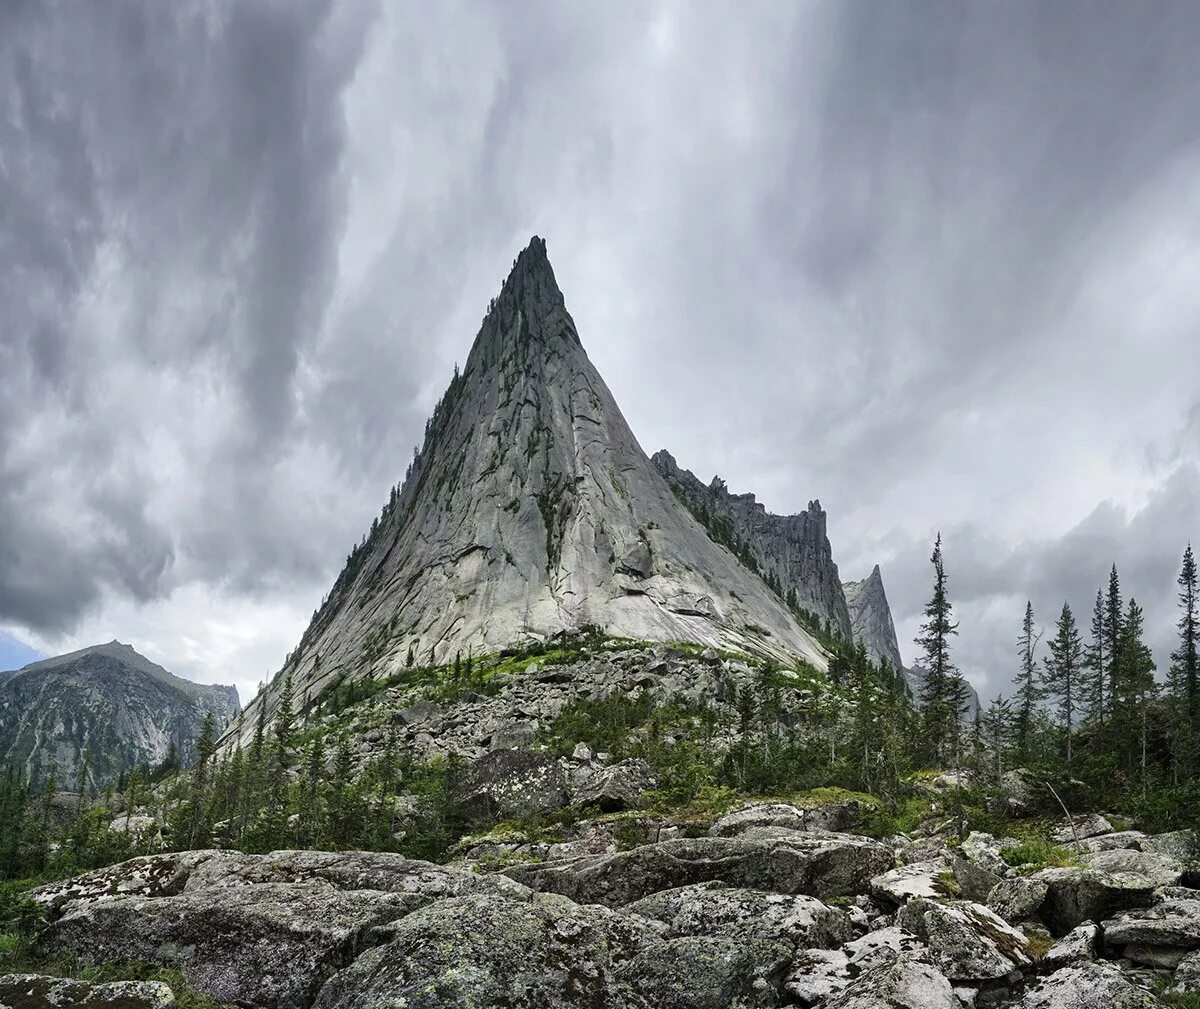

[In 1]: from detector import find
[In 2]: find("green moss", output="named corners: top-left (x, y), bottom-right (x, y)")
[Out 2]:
top-left (792, 787), bottom-right (879, 809)
top-left (999, 836), bottom-right (1080, 872)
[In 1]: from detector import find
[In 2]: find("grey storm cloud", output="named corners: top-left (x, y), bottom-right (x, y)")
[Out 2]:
top-left (1, 0), bottom-right (1198, 700)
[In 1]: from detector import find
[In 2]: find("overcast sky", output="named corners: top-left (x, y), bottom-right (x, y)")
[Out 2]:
top-left (3, 1), bottom-right (1199, 704)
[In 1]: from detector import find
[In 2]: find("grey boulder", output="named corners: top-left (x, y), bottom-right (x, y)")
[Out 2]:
top-left (895, 897), bottom-right (1034, 981)
top-left (502, 833), bottom-right (893, 907)
top-left (621, 881), bottom-right (852, 948)
top-left (0, 975), bottom-right (175, 1009)
top-left (1014, 961), bottom-right (1161, 1008)
top-left (824, 956), bottom-right (960, 1009)
top-left (312, 891), bottom-right (653, 1009)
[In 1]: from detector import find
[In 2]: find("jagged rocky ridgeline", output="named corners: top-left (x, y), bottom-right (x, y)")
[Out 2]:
top-left (227, 237), bottom-right (913, 749)
top-left (23, 802), bottom-right (1197, 1008)
top-left (0, 640), bottom-right (239, 790)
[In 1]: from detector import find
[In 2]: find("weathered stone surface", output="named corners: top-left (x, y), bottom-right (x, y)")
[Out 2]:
top-left (986, 876), bottom-right (1049, 924)
top-left (785, 948), bottom-right (851, 1005)
top-left (1042, 922), bottom-right (1099, 966)
top-left (654, 450), bottom-right (854, 643)
top-left (1053, 814), bottom-right (1114, 844)
top-left (1014, 961), bottom-right (1161, 1008)
top-left (824, 956), bottom-right (960, 1009)
top-left (895, 897), bottom-right (1034, 981)
top-left (951, 833), bottom-right (1007, 902)
top-left (1103, 898), bottom-right (1200, 949)
top-left (0, 974), bottom-right (175, 1009)
top-left (1033, 866), bottom-right (1156, 935)
top-left (459, 747), bottom-right (569, 819)
top-left (869, 859), bottom-right (950, 907)
top-left (502, 833), bottom-right (893, 907)
top-left (312, 891), bottom-right (653, 1009)
top-left (575, 758), bottom-right (655, 812)
top-left (710, 800), bottom-right (865, 838)
top-left (844, 926), bottom-right (929, 973)
top-left (1172, 948), bottom-right (1200, 993)
top-left (619, 934), bottom-right (791, 1009)
top-left (1143, 830), bottom-right (1195, 862)
top-left (842, 566), bottom-right (903, 672)
top-left (33, 850), bottom-right (524, 1009)
top-left (1081, 849), bottom-right (1184, 889)
top-left (621, 882), bottom-right (852, 948)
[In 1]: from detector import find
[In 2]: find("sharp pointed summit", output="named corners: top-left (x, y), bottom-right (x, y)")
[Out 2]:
top-left (235, 238), bottom-right (830, 742)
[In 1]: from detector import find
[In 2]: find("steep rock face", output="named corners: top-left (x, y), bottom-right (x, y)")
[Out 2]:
top-left (842, 565), bottom-right (904, 672)
top-left (651, 450), bottom-right (852, 641)
top-left (231, 238), bottom-right (827, 747)
top-left (0, 641), bottom-right (239, 790)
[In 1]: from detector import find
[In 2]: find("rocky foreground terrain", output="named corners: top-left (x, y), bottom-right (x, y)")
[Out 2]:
top-left (9, 800), bottom-right (1199, 1009)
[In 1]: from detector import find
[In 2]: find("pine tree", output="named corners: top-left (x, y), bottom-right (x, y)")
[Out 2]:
top-left (1045, 601), bottom-right (1084, 763)
top-left (1172, 544), bottom-right (1199, 725)
top-left (301, 733), bottom-right (326, 847)
top-left (188, 711), bottom-right (217, 848)
top-left (1105, 565), bottom-right (1124, 701)
top-left (1113, 599), bottom-right (1157, 795)
top-left (981, 694), bottom-right (1013, 783)
top-left (1013, 601), bottom-right (1042, 758)
top-left (265, 672), bottom-right (296, 844)
top-left (914, 534), bottom-right (960, 764)
top-left (1084, 589), bottom-right (1107, 726)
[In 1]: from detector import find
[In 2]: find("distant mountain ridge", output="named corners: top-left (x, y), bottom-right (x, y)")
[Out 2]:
top-left (0, 640), bottom-right (239, 790)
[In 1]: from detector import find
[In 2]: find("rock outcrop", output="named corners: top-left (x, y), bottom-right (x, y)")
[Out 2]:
top-left (0, 641), bottom-right (238, 789)
top-left (651, 450), bottom-right (852, 641)
top-left (841, 565), bottom-right (904, 672)
top-left (228, 238), bottom-right (829, 749)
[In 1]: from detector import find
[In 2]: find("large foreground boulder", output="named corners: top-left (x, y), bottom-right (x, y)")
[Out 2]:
top-left (1014, 960), bottom-right (1161, 1008)
top-left (31, 850), bottom-right (525, 1009)
top-left (618, 935), bottom-right (791, 1009)
top-left (501, 833), bottom-right (893, 907)
top-left (311, 892), bottom-right (653, 1009)
top-left (824, 956), bottom-right (959, 1009)
top-left (895, 897), bottom-right (1035, 981)
top-left (1033, 866), bottom-right (1157, 935)
top-left (621, 881), bottom-right (852, 948)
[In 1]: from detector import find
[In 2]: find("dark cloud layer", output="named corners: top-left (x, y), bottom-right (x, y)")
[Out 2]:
top-left (1, 1), bottom-right (1198, 700)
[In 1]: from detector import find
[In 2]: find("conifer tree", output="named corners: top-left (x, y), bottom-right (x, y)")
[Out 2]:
top-left (1013, 601), bottom-right (1042, 758)
top-left (1045, 601), bottom-right (1084, 763)
top-left (1113, 599), bottom-right (1157, 794)
top-left (265, 672), bottom-right (296, 843)
top-left (1105, 565), bottom-right (1124, 699)
top-left (914, 534), bottom-right (960, 764)
top-left (1084, 589), bottom-right (1107, 726)
top-left (301, 733), bottom-right (326, 847)
top-left (1172, 544), bottom-right (1199, 726)
top-left (981, 694), bottom-right (1013, 783)
top-left (188, 711), bottom-right (217, 847)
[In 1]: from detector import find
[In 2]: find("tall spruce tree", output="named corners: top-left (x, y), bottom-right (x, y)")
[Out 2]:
top-left (1172, 544), bottom-right (1199, 725)
top-left (1045, 601), bottom-right (1084, 763)
top-left (1013, 601), bottom-right (1042, 758)
top-left (1105, 565), bottom-right (1124, 703)
top-left (1084, 588), bottom-right (1108, 726)
top-left (1113, 599), bottom-right (1157, 794)
top-left (187, 711), bottom-right (217, 847)
top-left (915, 533), bottom-right (961, 764)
